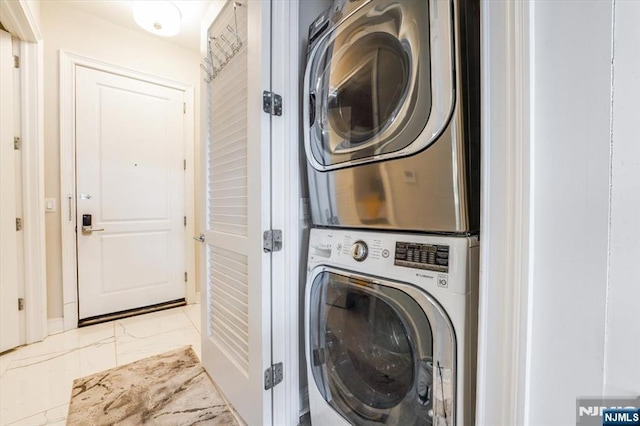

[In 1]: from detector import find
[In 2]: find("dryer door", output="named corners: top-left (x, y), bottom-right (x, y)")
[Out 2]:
top-left (308, 269), bottom-right (456, 425)
top-left (304, 0), bottom-right (454, 171)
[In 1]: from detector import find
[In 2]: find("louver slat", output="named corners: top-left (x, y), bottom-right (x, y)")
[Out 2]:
top-left (206, 0), bottom-right (250, 377)
top-left (208, 14), bottom-right (248, 237)
top-left (208, 246), bottom-right (249, 374)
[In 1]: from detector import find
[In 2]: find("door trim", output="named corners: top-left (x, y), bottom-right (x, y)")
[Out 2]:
top-left (271, 0), bottom-right (302, 424)
top-left (20, 39), bottom-right (47, 343)
top-left (0, 0), bottom-right (47, 344)
top-left (476, 1), bottom-right (532, 424)
top-left (0, 0), bottom-right (42, 42)
top-left (60, 50), bottom-right (196, 330)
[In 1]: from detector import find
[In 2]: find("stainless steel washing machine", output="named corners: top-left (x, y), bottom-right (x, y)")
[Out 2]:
top-left (305, 228), bottom-right (479, 425)
top-left (303, 0), bottom-right (480, 234)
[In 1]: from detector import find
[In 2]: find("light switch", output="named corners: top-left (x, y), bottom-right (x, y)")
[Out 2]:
top-left (45, 198), bottom-right (56, 212)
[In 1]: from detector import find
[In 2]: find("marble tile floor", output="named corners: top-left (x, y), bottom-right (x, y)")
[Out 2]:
top-left (0, 303), bottom-right (202, 426)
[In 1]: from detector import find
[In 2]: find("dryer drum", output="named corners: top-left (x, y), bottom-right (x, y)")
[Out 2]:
top-left (325, 32), bottom-right (410, 146)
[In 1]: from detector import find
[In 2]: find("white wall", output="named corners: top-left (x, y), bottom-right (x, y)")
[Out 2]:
top-left (526, 1), bottom-right (640, 424)
top-left (40, 2), bottom-right (201, 319)
top-left (603, 0), bottom-right (640, 396)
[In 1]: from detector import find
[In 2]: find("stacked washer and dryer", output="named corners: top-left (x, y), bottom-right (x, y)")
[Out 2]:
top-left (302, 0), bottom-right (480, 425)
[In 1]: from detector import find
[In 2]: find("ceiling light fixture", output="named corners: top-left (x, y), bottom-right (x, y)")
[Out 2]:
top-left (132, 1), bottom-right (182, 37)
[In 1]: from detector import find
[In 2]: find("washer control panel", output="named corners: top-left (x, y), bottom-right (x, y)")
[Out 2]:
top-left (394, 242), bottom-right (449, 273)
top-left (350, 240), bottom-right (368, 262)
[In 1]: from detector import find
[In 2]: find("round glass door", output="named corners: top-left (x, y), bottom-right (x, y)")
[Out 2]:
top-left (326, 32), bottom-right (410, 145)
top-left (305, 0), bottom-right (446, 169)
top-left (308, 270), bottom-right (456, 425)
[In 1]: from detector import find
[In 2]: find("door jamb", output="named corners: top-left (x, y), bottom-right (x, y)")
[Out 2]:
top-left (0, 0), bottom-right (47, 344)
top-left (60, 51), bottom-right (196, 330)
top-left (270, 0), bottom-right (301, 424)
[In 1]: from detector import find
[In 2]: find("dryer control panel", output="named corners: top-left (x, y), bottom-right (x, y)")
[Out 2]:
top-left (394, 242), bottom-right (449, 273)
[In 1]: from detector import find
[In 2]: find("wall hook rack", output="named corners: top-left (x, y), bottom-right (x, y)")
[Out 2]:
top-left (201, 1), bottom-right (243, 83)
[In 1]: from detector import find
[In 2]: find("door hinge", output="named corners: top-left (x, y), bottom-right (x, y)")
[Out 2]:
top-left (14, 137), bottom-right (21, 150)
top-left (183, 159), bottom-right (186, 170)
top-left (13, 55), bottom-right (19, 68)
top-left (262, 91), bottom-right (282, 116)
top-left (18, 298), bottom-right (25, 311)
top-left (183, 102), bottom-right (186, 114)
top-left (184, 272), bottom-right (188, 282)
top-left (264, 362), bottom-right (283, 390)
top-left (15, 218), bottom-right (22, 231)
top-left (184, 216), bottom-right (187, 226)
top-left (263, 229), bottom-right (282, 253)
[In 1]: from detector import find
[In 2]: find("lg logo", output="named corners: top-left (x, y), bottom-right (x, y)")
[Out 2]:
top-left (438, 274), bottom-right (448, 288)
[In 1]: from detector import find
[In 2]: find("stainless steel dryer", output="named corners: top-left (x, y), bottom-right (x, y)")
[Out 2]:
top-left (303, 0), bottom-right (480, 234)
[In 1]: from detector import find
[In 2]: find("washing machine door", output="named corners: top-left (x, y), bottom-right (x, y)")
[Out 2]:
top-left (304, 0), bottom-right (454, 171)
top-left (308, 268), bottom-right (456, 425)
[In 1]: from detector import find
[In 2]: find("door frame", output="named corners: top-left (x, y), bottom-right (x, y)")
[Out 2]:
top-left (476, 1), bottom-right (532, 424)
top-left (271, 0), bottom-right (303, 424)
top-left (60, 51), bottom-right (196, 330)
top-left (0, 0), bottom-right (47, 344)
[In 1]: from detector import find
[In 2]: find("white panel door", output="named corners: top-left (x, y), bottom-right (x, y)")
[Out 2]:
top-left (200, 1), bottom-right (273, 424)
top-left (0, 29), bottom-right (20, 352)
top-left (76, 66), bottom-right (185, 320)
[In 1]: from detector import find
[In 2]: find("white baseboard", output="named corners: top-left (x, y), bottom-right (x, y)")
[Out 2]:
top-left (48, 317), bottom-right (64, 335)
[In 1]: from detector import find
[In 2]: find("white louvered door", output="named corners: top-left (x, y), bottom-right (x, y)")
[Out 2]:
top-left (201, 1), bottom-right (273, 425)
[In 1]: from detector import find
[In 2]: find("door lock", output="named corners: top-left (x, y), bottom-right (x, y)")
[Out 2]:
top-left (81, 214), bottom-right (104, 234)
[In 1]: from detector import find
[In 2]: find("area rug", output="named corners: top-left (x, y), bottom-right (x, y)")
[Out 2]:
top-left (67, 346), bottom-right (237, 425)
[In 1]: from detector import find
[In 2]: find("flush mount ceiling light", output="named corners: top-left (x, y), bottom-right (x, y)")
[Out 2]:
top-left (132, 1), bottom-right (182, 37)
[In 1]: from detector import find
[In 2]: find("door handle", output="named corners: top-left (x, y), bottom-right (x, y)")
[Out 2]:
top-left (81, 214), bottom-right (104, 234)
top-left (82, 226), bottom-right (105, 234)
top-left (309, 93), bottom-right (316, 126)
top-left (193, 233), bottom-right (205, 243)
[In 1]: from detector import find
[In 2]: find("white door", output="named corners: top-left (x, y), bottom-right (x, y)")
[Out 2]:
top-left (200, 1), bottom-right (273, 424)
top-left (0, 29), bottom-right (20, 352)
top-left (75, 66), bottom-right (185, 321)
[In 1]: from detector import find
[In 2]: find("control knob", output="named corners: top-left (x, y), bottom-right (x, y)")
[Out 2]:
top-left (351, 240), bottom-right (368, 262)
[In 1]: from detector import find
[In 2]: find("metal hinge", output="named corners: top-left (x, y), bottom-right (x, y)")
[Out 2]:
top-left (183, 159), bottom-right (186, 170)
top-left (184, 272), bottom-right (188, 282)
top-left (18, 298), bottom-right (24, 311)
top-left (263, 229), bottom-right (282, 253)
top-left (184, 216), bottom-right (187, 226)
top-left (14, 137), bottom-right (21, 150)
top-left (16, 218), bottom-right (22, 231)
top-left (264, 362), bottom-right (283, 390)
top-left (262, 91), bottom-right (282, 116)
top-left (13, 55), bottom-right (19, 68)
top-left (183, 103), bottom-right (186, 114)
